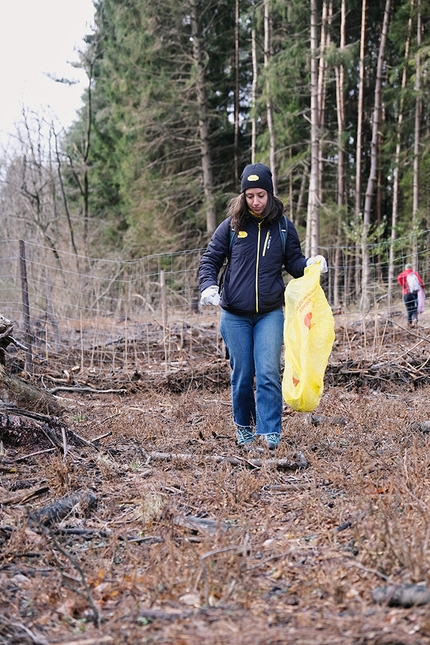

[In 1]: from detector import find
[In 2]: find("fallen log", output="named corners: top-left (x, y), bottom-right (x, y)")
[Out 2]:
top-left (146, 450), bottom-right (308, 470)
top-left (372, 583), bottom-right (430, 607)
top-left (0, 364), bottom-right (61, 416)
top-left (29, 490), bottom-right (98, 527)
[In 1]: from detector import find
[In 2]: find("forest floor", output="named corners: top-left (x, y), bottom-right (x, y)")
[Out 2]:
top-left (2, 308), bottom-right (430, 644)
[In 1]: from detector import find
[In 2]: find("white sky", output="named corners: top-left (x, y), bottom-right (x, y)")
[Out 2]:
top-left (0, 0), bottom-right (95, 148)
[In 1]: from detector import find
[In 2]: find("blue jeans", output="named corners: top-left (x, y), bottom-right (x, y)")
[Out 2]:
top-left (220, 308), bottom-right (284, 436)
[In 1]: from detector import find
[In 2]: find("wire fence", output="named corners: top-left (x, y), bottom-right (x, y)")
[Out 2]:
top-left (0, 234), bottom-right (428, 382)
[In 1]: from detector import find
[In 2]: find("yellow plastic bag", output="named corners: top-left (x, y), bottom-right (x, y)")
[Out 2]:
top-left (282, 263), bottom-right (335, 412)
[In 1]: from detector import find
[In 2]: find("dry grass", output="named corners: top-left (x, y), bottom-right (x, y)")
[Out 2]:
top-left (2, 321), bottom-right (430, 644)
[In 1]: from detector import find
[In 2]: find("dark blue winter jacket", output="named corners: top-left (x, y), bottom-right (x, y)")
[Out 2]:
top-left (198, 215), bottom-right (307, 314)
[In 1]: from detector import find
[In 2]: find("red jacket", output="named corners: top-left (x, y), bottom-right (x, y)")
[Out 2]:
top-left (397, 268), bottom-right (424, 295)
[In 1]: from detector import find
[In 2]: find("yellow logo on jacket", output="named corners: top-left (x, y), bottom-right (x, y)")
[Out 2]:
top-left (238, 231), bottom-right (248, 238)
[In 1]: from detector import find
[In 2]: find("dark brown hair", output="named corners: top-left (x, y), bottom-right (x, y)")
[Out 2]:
top-left (227, 192), bottom-right (285, 233)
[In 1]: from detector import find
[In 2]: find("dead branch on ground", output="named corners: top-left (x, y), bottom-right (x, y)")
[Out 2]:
top-left (146, 450), bottom-right (308, 470)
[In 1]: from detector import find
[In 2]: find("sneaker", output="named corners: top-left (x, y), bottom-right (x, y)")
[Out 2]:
top-left (236, 426), bottom-right (254, 447)
top-left (263, 433), bottom-right (280, 450)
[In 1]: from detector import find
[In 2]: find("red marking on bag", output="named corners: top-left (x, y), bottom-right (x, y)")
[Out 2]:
top-left (304, 312), bottom-right (313, 329)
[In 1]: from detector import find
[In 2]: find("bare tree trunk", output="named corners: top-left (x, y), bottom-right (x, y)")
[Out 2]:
top-left (53, 129), bottom-right (79, 262)
top-left (190, 0), bottom-right (217, 235)
top-left (19, 111), bottom-right (64, 272)
top-left (355, 0), bottom-right (366, 216)
top-left (306, 0), bottom-right (320, 257)
top-left (412, 0), bottom-right (422, 266)
top-left (251, 23), bottom-right (258, 164)
top-left (317, 1), bottom-right (329, 205)
top-left (297, 163), bottom-right (309, 218)
top-left (354, 0), bottom-right (366, 300)
top-left (289, 148), bottom-right (294, 222)
top-left (234, 0), bottom-right (240, 181)
top-left (333, 0), bottom-right (346, 309)
top-left (82, 56), bottom-right (93, 259)
top-left (361, 0), bottom-right (391, 312)
top-left (389, 4), bottom-right (413, 309)
top-left (66, 41), bottom-right (99, 263)
top-left (264, 0), bottom-right (277, 193)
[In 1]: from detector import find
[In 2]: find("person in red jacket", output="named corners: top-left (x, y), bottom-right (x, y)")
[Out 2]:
top-left (397, 263), bottom-right (424, 327)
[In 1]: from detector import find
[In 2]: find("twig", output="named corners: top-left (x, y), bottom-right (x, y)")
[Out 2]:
top-left (40, 430), bottom-right (62, 454)
top-left (93, 413), bottom-right (121, 428)
top-left (54, 638), bottom-right (114, 645)
top-left (14, 448), bottom-right (56, 462)
top-left (201, 545), bottom-right (241, 561)
top-left (89, 431), bottom-right (112, 443)
top-left (47, 386), bottom-right (126, 395)
top-left (8, 337), bottom-right (28, 351)
top-left (126, 535), bottom-right (164, 544)
top-left (0, 485), bottom-right (49, 506)
top-left (61, 425), bottom-right (68, 459)
top-left (68, 429), bottom-right (101, 451)
top-left (0, 403), bottom-right (52, 422)
top-left (230, 453), bottom-right (261, 469)
top-left (0, 613), bottom-right (48, 644)
top-left (138, 607), bottom-right (193, 621)
top-left (246, 549), bottom-right (299, 571)
top-left (344, 560), bottom-right (390, 581)
top-left (54, 528), bottom-right (164, 544)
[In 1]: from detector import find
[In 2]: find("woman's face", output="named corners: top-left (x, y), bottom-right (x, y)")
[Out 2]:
top-left (244, 188), bottom-right (268, 215)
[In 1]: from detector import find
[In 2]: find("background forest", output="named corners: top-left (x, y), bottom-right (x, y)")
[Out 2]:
top-left (1, 0), bottom-right (430, 310)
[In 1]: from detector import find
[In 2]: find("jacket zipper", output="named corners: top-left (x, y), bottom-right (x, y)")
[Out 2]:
top-left (255, 222), bottom-right (262, 312)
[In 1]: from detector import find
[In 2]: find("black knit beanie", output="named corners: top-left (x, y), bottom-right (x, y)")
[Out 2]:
top-left (241, 163), bottom-right (274, 194)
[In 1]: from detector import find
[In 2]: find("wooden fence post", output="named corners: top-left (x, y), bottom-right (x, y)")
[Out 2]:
top-left (160, 270), bottom-right (168, 368)
top-left (19, 240), bottom-right (33, 375)
top-left (160, 270), bottom-right (168, 329)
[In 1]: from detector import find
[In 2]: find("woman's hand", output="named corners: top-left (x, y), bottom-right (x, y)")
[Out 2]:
top-left (200, 285), bottom-right (220, 306)
top-left (306, 255), bottom-right (328, 273)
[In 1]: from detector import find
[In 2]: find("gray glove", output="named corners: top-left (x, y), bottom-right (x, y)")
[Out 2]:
top-left (306, 255), bottom-right (328, 273)
top-left (200, 285), bottom-right (220, 306)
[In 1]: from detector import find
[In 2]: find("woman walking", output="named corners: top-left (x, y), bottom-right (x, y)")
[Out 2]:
top-left (198, 163), bottom-right (327, 450)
